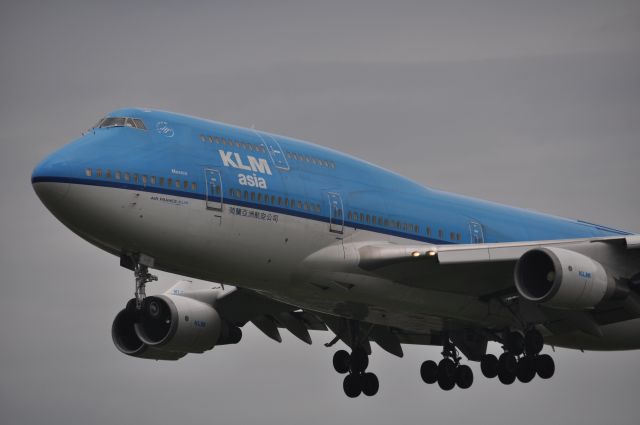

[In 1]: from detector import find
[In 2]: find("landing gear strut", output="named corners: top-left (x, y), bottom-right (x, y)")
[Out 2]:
top-left (124, 254), bottom-right (157, 309)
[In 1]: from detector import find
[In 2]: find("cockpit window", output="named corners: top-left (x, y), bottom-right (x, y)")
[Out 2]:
top-left (94, 117), bottom-right (147, 130)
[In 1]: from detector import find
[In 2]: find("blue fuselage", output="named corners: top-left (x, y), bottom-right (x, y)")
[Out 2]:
top-left (32, 108), bottom-right (628, 246)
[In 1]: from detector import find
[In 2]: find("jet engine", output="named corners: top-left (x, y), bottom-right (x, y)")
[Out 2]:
top-left (112, 295), bottom-right (241, 359)
top-left (514, 247), bottom-right (614, 309)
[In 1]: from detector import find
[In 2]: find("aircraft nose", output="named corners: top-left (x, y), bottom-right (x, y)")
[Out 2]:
top-left (32, 150), bottom-right (71, 208)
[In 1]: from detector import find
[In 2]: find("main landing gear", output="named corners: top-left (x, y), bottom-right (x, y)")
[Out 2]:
top-left (417, 329), bottom-right (555, 392)
top-left (420, 339), bottom-right (473, 390)
top-left (333, 348), bottom-right (380, 398)
top-left (479, 329), bottom-right (555, 384)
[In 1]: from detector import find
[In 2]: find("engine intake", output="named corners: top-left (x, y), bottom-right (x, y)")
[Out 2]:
top-left (514, 247), bottom-right (614, 309)
top-left (112, 300), bottom-right (186, 360)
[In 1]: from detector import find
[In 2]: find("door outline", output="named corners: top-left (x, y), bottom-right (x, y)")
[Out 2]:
top-left (204, 168), bottom-right (223, 211)
top-left (469, 221), bottom-right (484, 244)
top-left (255, 132), bottom-right (290, 171)
top-left (328, 192), bottom-right (344, 234)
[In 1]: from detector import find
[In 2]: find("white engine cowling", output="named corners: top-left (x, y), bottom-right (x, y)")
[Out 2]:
top-left (133, 294), bottom-right (241, 353)
top-left (514, 247), bottom-right (613, 309)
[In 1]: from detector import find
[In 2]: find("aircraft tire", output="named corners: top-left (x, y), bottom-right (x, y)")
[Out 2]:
top-left (455, 364), bottom-right (474, 389)
top-left (343, 373), bottom-right (362, 398)
top-left (516, 356), bottom-right (536, 383)
top-left (333, 350), bottom-right (350, 374)
top-left (437, 358), bottom-right (456, 391)
top-left (349, 348), bottom-right (369, 373)
top-left (420, 360), bottom-right (438, 384)
top-left (480, 354), bottom-right (499, 378)
top-left (535, 354), bottom-right (555, 379)
top-left (525, 330), bottom-right (544, 355)
top-left (361, 372), bottom-right (379, 396)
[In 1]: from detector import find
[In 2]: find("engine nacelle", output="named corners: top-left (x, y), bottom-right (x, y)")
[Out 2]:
top-left (112, 300), bottom-right (186, 360)
top-left (133, 294), bottom-right (242, 353)
top-left (514, 247), bottom-right (614, 309)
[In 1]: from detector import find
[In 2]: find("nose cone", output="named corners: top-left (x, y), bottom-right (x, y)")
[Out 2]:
top-left (32, 150), bottom-right (71, 210)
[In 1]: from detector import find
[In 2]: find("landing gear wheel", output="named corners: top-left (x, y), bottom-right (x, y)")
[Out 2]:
top-left (361, 372), bottom-right (379, 396)
top-left (535, 354), bottom-right (555, 379)
top-left (525, 330), bottom-right (544, 355)
top-left (498, 352), bottom-right (517, 375)
top-left (498, 353), bottom-right (517, 385)
top-left (333, 350), bottom-right (350, 374)
top-left (455, 365), bottom-right (474, 389)
top-left (516, 356), bottom-right (536, 383)
top-left (480, 354), bottom-right (499, 379)
top-left (437, 358), bottom-right (456, 391)
top-left (420, 360), bottom-right (438, 384)
top-left (343, 373), bottom-right (362, 398)
top-left (498, 368), bottom-right (516, 385)
top-left (349, 348), bottom-right (369, 373)
top-left (506, 331), bottom-right (525, 355)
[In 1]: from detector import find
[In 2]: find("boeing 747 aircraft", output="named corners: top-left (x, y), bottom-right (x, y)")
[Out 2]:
top-left (32, 108), bottom-right (640, 397)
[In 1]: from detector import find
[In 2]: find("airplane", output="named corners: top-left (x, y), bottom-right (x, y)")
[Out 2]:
top-left (32, 108), bottom-right (640, 398)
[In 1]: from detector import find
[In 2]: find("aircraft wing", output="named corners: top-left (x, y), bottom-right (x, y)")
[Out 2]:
top-left (356, 235), bottom-right (640, 299)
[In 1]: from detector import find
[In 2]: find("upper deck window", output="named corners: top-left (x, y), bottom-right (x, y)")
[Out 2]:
top-left (95, 117), bottom-right (147, 130)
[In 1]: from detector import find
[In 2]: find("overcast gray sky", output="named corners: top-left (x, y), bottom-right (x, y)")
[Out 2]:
top-left (1, 1), bottom-right (639, 424)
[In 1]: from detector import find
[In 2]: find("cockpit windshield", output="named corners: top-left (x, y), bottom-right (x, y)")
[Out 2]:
top-left (93, 117), bottom-right (147, 130)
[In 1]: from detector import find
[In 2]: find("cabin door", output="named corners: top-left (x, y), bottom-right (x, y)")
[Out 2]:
top-left (469, 221), bottom-right (485, 244)
top-left (204, 168), bottom-right (223, 211)
top-left (328, 192), bottom-right (344, 234)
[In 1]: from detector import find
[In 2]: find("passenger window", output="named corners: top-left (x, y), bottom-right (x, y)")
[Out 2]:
top-left (175, 179), bottom-right (180, 188)
top-left (257, 193), bottom-right (262, 202)
top-left (85, 168), bottom-right (92, 177)
top-left (438, 229), bottom-right (444, 238)
top-left (133, 174), bottom-right (139, 183)
top-left (278, 196), bottom-right (282, 205)
top-left (150, 176), bottom-right (156, 185)
top-left (426, 227), bottom-right (432, 236)
top-left (229, 188), bottom-right (235, 196)
top-left (167, 178), bottom-right (172, 187)
top-left (124, 172), bottom-right (130, 182)
top-left (366, 214), bottom-right (370, 224)
top-left (271, 195), bottom-right (276, 204)
top-left (115, 171), bottom-right (121, 180)
top-left (251, 192), bottom-right (255, 201)
top-left (142, 175), bottom-right (148, 185)
top-left (208, 136), bottom-right (213, 143)
top-left (183, 180), bottom-right (188, 189)
top-left (159, 177), bottom-right (164, 186)
top-left (96, 169), bottom-right (102, 177)
top-left (105, 169), bottom-right (112, 178)
top-left (457, 233), bottom-right (462, 241)
top-left (291, 199), bottom-right (296, 208)
top-left (200, 135), bottom-right (206, 142)
top-left (298, 200), bottom-right (303, 209)
top-left (415, 225), bottom-right (419, 233)
top-left (450, 232), bottom-right (455, 240)
top-left (244, 191), bottom-right (248, 200)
